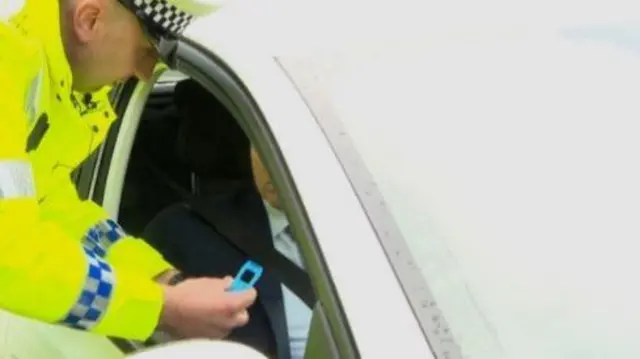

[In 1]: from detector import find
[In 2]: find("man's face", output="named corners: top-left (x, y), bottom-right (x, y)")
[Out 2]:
top-left (65, 0), bottom-right (159, 92)
top-left (250, 147), bottom-right (281, 210)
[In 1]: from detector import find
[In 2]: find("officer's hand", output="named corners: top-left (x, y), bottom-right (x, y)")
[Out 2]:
top-left (158, 276), bottom-right (257, 339)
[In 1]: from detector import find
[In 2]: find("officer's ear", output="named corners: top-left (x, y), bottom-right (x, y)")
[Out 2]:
top-left (69, 0), bottom-right (106, 44)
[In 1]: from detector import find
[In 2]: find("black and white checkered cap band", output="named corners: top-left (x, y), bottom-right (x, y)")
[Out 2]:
top-left (132, 0), bottom-right (194, 36)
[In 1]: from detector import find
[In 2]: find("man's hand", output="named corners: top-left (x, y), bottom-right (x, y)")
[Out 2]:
top-left (158, 276), bottom-right (257, 339)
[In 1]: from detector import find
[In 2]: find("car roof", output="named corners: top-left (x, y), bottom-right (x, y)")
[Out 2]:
top-left (182, 0), bottom-right (428, 55)
top-left (183, 0), bottom-right (640, 57)
top-left (181, 0), bottom-right (640, 119)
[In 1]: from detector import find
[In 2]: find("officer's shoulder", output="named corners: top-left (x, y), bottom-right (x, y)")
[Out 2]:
top-left (0, 21), bottom-right (40, 75)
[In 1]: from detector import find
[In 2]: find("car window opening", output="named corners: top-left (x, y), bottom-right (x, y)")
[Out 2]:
top-left (116, 72), bottom-right (316, 357)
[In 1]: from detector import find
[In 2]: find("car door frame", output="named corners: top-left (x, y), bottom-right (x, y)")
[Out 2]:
top-left (169, 37), bottom-right (433, 358)
top-left (75, 36), bottom-right (430, 358)
top-left (76, 66), bottom-right (355, 357)
top-left (170, 40), bottom-right (359, 359)
top-left (74, 65), bottom-right (354, 357)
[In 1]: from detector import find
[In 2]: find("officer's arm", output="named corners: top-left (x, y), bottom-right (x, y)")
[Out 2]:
top-left (43, 175), bottom-right (175, 280)
top-left (0, 61), bottom-right (164, 341)
top-left (38, 84), bottom-right (175, 280)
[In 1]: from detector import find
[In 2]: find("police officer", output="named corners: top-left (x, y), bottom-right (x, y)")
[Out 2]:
top-left (0, 0), bottom-right (256, 343)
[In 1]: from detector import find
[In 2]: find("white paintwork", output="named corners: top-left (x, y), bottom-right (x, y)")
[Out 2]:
top-left (127, 340), bottom-right (268, 359)
top-left (182, 5), bottom-right (432, 358)
top-left (327, 21), bottom-right (640, 359)
top-left (102, 70), bottom-right (165, 219)
top-left (0, 310), bottom-right (124, 359)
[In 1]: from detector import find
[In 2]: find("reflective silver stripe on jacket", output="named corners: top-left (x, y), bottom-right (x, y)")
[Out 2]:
top-left (0, 160), bottom-right (36, 199)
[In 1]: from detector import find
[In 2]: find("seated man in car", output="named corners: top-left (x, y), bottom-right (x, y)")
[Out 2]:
top-left (143, 79), bottom-right (312, 359)
top-left (248, 146), bottom-right (312, 359)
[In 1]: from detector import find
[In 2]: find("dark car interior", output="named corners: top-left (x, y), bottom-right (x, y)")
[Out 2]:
top-left (117, 82), bottom-right (192, 236)
top-left (117, 78), bottom-right (252, 236)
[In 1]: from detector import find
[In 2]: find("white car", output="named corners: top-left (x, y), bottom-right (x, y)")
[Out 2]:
top-left (4, 0), bottom-right (640, 357)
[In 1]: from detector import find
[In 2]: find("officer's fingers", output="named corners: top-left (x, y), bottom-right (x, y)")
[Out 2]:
top-left (216, 288), bottom-right (257, 313)
top-left (212, 308), bottom-right (250, 331)
top-left (221, 276), bottom-right (233, 288)
top-left (233, 309), bottom-right (250, 327)
top-left (203, 327), bottom-right (229, 340)
top-left (213, 328), bottom-right (232, 339)
top-left (231, 288), bottom-right (257, 309)
top-left (209, 315), bottom-right (235, 332)
top-left (187, 324), bottom-right (225, 340)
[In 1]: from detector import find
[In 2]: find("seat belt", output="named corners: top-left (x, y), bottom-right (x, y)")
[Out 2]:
top-left (142, 160), bottom-right (317, 307)
top-left (188, 197), bottom-right (317, 308)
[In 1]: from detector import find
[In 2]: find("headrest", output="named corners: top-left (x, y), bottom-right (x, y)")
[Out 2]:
top-left (118, 0), bottom-right (220, 42)
top-left (173, 79), bottom-right (252, 180)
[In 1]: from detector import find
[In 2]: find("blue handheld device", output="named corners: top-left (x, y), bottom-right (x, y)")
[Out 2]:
top-left (227, 260), bottom-right (263, 292)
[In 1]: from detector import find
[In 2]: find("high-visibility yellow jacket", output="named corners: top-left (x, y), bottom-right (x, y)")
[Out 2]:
top-left (0, 0), bottom-right (173, 341)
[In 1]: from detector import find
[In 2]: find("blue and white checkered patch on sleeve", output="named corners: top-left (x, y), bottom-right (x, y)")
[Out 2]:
top-left (59, 246), bottom-right (115, 330)
top-left (83, 219), bottom-right (126, 257)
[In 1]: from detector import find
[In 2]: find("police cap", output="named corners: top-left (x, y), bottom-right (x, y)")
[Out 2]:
top-left (118, 0), bottom-right (219, 42)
